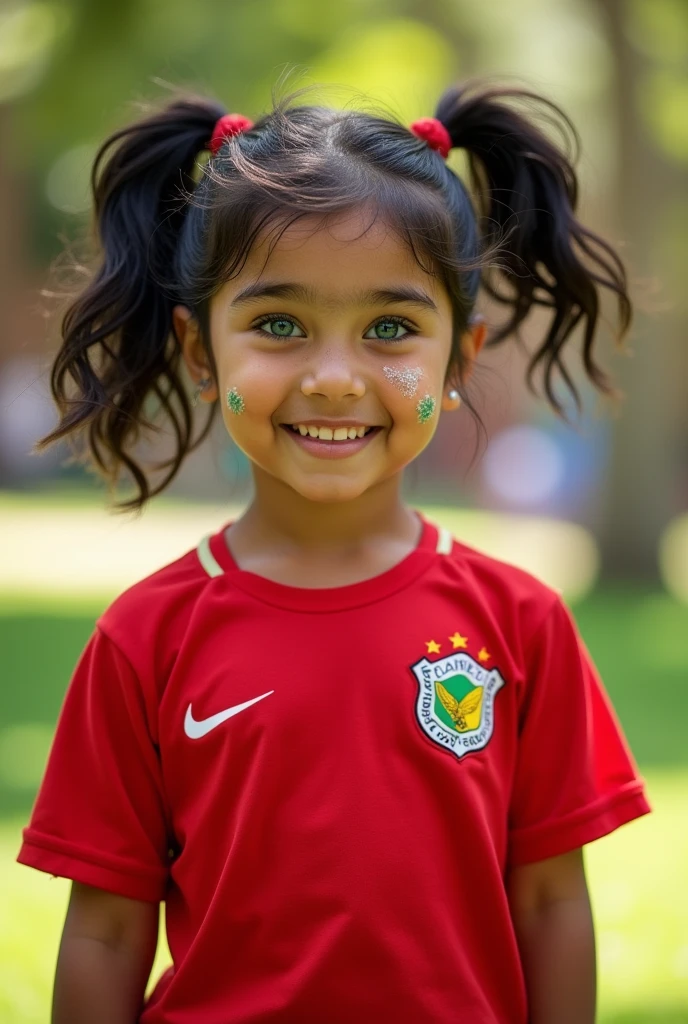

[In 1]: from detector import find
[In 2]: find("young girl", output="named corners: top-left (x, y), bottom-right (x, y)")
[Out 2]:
top-left (18, 80), bottom-right (650, 1024)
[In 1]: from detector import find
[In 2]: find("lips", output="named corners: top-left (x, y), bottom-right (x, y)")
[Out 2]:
top-left (280, 423), bottom-right (381, 459)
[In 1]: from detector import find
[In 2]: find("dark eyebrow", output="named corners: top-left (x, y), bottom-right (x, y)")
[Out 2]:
top-left (362, 287), bottom-right (439, 314)
top-left (229, 281), bottom-right (439, 314)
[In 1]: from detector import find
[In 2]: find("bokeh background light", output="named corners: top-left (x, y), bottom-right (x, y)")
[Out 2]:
top-left (482, 426), bottom-right (567, 507)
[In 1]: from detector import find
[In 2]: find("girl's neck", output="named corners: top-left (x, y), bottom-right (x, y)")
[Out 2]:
top-left (241, 470), bottom-right (415, 550)
top-left (225, 471), bottom-right (421, 587)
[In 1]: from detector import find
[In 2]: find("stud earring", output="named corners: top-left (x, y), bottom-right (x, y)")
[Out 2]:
top-left (416, 394), bottom-right (436, 424)
top-left (192, 377), bottom-right (211, 407)
top-left (226, 386), bottom-right (245, 415)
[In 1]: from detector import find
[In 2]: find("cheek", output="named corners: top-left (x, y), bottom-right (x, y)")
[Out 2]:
top-left (378, 359), bottom-right (442, 420)
top-left (217, 351), bottom-right (287, 417)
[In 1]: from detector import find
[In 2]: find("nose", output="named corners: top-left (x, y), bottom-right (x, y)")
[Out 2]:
top-left (300, 346), bottom-right (366, 401)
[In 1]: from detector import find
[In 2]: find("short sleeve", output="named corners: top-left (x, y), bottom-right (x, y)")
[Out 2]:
top-left (508, 595), bottom-right (651, 866)
top-left (16, 626), bottom-right (170, 901)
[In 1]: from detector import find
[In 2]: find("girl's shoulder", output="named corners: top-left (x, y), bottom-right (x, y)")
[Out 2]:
top-left (94, 532), bottom-right (216, 676)
top-left (438, 527), bottom-right (563, 614)
top-left (434, 530), bottom-right (591, 690)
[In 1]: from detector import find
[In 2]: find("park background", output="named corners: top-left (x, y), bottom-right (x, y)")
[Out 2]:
top-left (0, 0), bottom-right (687, 1020)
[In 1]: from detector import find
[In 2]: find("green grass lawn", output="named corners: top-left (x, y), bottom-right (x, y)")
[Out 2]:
top-left (1, 584), bottom-right (686, 1022)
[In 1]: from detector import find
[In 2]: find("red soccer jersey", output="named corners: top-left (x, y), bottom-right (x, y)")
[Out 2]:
top-left (18, 515), bottom-right (650, 1023)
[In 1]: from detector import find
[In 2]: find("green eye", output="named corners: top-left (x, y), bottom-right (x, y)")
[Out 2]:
top-left (254, 315), bottom-right (305, 338)
top-left (364, 317), bottom-right (416, 342)
top-left (253, 313), bottom-right (417, 341)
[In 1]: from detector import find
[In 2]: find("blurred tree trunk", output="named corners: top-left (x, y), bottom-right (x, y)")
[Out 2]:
top-left (597, 0), bottom-right (686, 581)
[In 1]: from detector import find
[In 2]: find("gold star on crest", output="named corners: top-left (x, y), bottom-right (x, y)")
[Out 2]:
top-left (426, 639), bottom-right (441, 654)
top-left (449, 632), bottom-right (468, 649)
top-left (478, 647), bottom-right (491, 663)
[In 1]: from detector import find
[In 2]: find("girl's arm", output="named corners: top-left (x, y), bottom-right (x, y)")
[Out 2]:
top-left (506, 848), bottom-right (596, 1024)
top-left (52, 881), bottom-right (159, 1024)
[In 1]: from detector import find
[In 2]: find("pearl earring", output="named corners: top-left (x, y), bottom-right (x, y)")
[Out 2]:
top-left (448, 389), bottom-right (460, 402)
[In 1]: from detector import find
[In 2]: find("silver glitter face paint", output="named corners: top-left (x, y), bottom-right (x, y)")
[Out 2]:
top-left (382, 365), bottom-right (423, 398)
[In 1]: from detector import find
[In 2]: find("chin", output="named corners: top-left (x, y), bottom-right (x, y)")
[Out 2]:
top-left (290, 476), bottom-right (373, 504)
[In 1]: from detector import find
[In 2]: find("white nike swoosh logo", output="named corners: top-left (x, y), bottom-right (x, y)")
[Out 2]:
top-left (184, 691), bottom-right (274, 739)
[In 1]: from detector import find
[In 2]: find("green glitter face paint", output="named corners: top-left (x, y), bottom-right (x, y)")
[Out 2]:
top-left (226, 387), bottom-right (245, 415)
top-left (416, 394), bottom-right (436, 424)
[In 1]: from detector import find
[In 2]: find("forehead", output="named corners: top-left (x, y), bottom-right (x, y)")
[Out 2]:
top-left (217, 207), bottom-right (446, 312)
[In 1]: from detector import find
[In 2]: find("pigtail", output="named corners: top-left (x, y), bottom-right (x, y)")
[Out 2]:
top-left (35, 94), bottom-right (226, 512)
top-left (435, 83), bottom-right (632, 414)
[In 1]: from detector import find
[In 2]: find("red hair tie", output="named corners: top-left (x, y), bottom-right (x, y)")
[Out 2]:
top-left (409, 117), bottom-right (452, 160)
top-left (208, 113), bottom-right (254, 154)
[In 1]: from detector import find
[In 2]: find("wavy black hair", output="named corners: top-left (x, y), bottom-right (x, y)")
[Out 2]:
top-left (36, 80), bottom-right (631, 512)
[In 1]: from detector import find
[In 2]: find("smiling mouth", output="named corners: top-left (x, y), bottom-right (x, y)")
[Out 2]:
top-left (282, 424), bottom-right (379, 442)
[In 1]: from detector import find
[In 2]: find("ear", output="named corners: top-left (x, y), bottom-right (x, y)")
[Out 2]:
top-left (462, 315), bottom-right (487, 369)
top-left (173, 305), bottom-right (218, 403)
top-left (442, 315), bottom-right (487, 410)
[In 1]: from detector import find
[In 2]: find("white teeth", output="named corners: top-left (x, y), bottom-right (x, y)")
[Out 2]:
top-left (293, 424), bottom-right (370, 440)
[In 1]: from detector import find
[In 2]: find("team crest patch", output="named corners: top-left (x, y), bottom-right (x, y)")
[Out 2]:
top-left (411, 651), bottom-right (505, 759)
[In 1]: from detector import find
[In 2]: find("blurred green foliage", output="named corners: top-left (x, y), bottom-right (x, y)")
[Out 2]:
top-left (7, 0), bottom-right (459, 261)
top-left (4, 0), bottom-right (685, 266)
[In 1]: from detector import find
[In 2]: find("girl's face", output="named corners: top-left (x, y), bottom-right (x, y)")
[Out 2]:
top-left (177, 208), bottom-right (485, 505)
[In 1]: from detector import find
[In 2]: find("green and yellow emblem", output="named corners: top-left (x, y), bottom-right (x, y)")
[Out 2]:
top-left (411, 650), bottom-right (505, 759)
top-left (434, 679), bottom-right (483, 732)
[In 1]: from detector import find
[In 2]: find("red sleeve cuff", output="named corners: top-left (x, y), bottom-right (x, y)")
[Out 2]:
top-left (507, 781), bottom-right (651, 866)
top-left (17, 830), bottom-right (167, 903)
